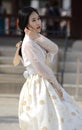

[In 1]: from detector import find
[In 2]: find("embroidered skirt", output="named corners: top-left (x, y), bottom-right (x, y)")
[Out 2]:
top-left (18, 74), bottom-right (82, 130)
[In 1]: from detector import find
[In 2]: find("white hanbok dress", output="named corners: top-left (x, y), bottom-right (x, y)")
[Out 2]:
top-left (18, 34), bottom-right (82, 130)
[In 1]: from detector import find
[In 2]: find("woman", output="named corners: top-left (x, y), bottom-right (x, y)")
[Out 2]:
top-left (13, 6), bottom-right (82, 130)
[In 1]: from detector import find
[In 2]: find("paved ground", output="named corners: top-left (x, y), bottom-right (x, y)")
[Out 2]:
top-left (0, 94), bottom-right (19, 130)
top-left (0, 94), bottom-right (82, 130)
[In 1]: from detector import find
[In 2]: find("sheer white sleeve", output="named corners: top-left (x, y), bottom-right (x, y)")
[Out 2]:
top-left (22, 39), bottom-right (59, 87)
top-left (35, 34), bottom-right (58, 55)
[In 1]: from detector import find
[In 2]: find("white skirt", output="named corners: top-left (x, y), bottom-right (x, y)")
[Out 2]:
top-left (18, 74), bottom-right (82, 130)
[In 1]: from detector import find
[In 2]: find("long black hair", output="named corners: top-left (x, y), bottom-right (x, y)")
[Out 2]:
top-left (18, 6), bottom-right (39, 57)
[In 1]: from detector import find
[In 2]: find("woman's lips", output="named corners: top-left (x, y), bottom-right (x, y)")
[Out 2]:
top-left (37, 26), bottom-right (40, 29)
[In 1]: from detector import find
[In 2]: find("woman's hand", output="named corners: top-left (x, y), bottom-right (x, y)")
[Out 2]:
top-left (51, 82), bottom-right (63, 100)
top-left (55, 87), bottom-right (63, 100)
top-left (24, 27), bottom-right (39, 40)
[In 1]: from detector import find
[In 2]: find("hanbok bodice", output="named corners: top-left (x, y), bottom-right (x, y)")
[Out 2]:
top-left (22, 34), bottom-right (58, 86)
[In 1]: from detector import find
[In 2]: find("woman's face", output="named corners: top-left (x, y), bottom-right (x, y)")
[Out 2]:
top-left (28, 11), bottom-right (41, 33)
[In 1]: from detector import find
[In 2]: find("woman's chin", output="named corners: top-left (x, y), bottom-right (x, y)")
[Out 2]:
top-left (36, 29), bottom-right (41, 33)
top-left (38, 31), bottom-right (41, 33)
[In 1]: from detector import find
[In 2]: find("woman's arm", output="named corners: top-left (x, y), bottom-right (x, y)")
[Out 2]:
top-left (24, 27), bottom-right (58, 55)
top-left (35, 34), bottom-right (58, 54)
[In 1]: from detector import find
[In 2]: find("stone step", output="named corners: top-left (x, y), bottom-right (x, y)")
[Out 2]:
top-left (59, 61), bottom-right (82, 72)
top-left (63, 85), bottom-right (82, 97)
top-left (59, 51), bottom-right (82, 62)
top-left (0, 47), bottom-right (16, 56)
top-left (0, 74), bottom-right (25, 94)
top-left (0, 83), bottom-right (23, 94)
top-left (62, 73), bottom-right (82, 84)
top-left (0, 57), bottom-right (13, 64)
top-left (0, 74), bottom-right (25, 83)
top-left (0, 56), bottom-right (22, 65)
top-left (0, 65), bottom-right (25, 74)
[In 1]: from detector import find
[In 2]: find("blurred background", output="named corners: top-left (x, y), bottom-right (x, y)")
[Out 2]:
top-left (0, 0), bottom-right (82, 38)
top-left (0, 0), bottom-right (82, 130)
top-left (0, 0), bottom-right (82, 39)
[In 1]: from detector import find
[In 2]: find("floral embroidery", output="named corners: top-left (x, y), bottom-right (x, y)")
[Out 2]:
top-left (35, 79), bottom-right (39, 84)
top-left (21, 100), bottom-right (26, 106)
top-left (42, 127), bottom-right (48, 130)
top-left (61, 117), bottom-right (64, 123)
top-left (26, 106), bottom-right (30, 111)
top-left (28, 94), bottom-right (32, 102)
top-left (52, 95), bottom-right (56, 100)
top-left (71, 112), bottom-right (76, 116)
top-left (39, 100), bottom-right (45, 105)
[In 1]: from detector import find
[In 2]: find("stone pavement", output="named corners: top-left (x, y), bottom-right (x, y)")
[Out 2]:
top-left (0, 94), bottom-right (82, 130)
top-left (0, 94), bottom-right (19, 130)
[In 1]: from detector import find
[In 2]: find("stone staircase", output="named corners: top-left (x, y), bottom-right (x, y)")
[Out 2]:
top-left (0, 45), bottom-right (25, 94)
top-left (0, 38), bottom-right (82, 100)
top-left (58, 40), bottom-right (82, 99)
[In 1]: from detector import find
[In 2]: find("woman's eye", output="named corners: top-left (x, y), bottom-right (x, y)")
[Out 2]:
top-left (32, 19), bottom-right (36, 22)
top-left (38, 17), bottom-right (41, 20)
top-left (32, 17), bottom-right (41, 22)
